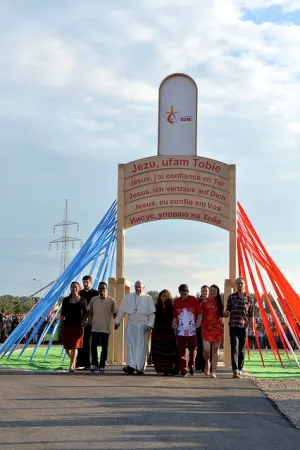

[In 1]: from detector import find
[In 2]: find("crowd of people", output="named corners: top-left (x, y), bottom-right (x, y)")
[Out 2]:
top-left (0, 312), bottom-right (61, 344)
top-left (1, 276), bottom-right (296, 376)
top-left (58, 275), bottom-right (253, 378)
top-left (0, 313), bottom-right (26, 343)
top-left (248, 316), bottom-right (295, 350)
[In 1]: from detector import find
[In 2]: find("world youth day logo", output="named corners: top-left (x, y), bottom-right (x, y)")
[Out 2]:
top-left (164, 105), bottom-right (193, 124)
top-left (164, 105), bottom-right (180, 125)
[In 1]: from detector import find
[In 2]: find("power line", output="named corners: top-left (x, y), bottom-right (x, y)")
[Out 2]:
top-left (2, 280), bottom-right (56, 314)
top-left (49, 199), bottom-right (82, 274)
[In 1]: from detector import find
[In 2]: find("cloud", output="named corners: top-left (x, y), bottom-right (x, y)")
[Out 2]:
top-left (125, 239), bottom-right (229, 295)
top-left (235, 0), bottom-right (300, 10)
top-left (267, 243), bottom-right (300, 251)
top-left (0, 1), bottom-right (300, 294)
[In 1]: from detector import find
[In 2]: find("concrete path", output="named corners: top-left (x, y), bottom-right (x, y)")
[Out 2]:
top-left (0, 366), bottom-right (298, 449)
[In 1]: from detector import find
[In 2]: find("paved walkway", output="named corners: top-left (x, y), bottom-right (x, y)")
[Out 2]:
top-left (0, 366), bottom-right (299, 449)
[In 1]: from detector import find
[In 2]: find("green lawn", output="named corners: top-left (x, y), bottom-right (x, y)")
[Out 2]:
top-left (0, 346), bottom-right (69, 371)
top-left (244, 351), bottom-right (300, 379)
top-left (1, 346), bottom-right (300, 378)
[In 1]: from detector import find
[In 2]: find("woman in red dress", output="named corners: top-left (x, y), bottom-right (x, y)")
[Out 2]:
top-left (59, 281), bottom-right (88, 372)
top-left (199, 284), bottom-right (225, 378)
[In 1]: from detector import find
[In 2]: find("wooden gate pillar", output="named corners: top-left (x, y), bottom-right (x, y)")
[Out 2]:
top-left (114, 278), bottom-right (131, 365)
top-left (223, 279), bottom-right (232, 366)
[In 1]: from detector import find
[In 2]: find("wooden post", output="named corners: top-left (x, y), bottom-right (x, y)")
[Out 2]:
top-left (224, 165), bottom-right (236, 367)
top-left (123, 282), bottom-right (131, 361)
top-left (229, 165), bottom-right (237, 288)
top-left (114, 278), bottom-right (131, 365)
top-left (116, 164), bottom-right (125, 279)
top-left (114, 165), bottom-right (129, 365)
top-left (223, 279), bottom-right (232, 366)
top-left (107, 277), bottom-right (117, 364)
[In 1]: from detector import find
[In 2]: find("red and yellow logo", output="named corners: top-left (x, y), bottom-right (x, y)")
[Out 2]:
top-left (164, 105), bottom-right (180, 125)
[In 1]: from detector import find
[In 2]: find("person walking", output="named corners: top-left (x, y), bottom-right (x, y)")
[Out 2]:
top-left (89, 281), bottom-right (117, 373)
top-left (198, 285), bottom-right (225, 378)
top-left (225, 277), bottom-right (254, 378)
top-left (151, 289), bottom-right (177, 376)
top-left (76, 275), bottom-right (99, 369)
top-left (59, 281), bottom-right (88, 372)
top-left (114, 280), bottom-right (156, 375)
top-left (195, 285), bottom-right (209, 372)
top-left (172, 284), bottom-right (201, 377)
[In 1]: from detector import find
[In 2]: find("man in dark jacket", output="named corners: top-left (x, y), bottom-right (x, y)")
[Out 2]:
top-left (76, 275), bottom-right (98, 369)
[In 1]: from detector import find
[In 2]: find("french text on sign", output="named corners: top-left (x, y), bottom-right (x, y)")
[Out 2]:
top-left (125, 172), bottom-right (230, 192)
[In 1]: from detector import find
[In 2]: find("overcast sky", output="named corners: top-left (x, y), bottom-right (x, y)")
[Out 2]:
top-left (0, 0), bottom-right (299, 298)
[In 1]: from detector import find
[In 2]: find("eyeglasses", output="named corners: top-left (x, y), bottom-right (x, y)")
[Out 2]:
top-left (179, 289), bottom-right (188, 292)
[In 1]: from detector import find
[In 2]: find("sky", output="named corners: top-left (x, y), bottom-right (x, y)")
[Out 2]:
top-left (0, 0), bottom-right (299, 298)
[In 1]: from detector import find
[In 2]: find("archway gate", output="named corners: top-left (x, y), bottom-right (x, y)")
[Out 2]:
top-left (108, 73), bottom-right (237, 365)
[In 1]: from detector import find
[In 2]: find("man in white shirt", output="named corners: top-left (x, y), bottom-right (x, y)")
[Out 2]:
top-left (114, 280), bottom-right (155, 375)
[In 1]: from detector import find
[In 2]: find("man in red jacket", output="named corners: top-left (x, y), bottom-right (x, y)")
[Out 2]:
top-left (173, 284), bottom-right (201, 377)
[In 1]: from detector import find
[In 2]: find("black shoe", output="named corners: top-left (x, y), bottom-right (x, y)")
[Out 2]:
top-left (136, 370), bottom-right (144, 375)
top-left (189, 368), bottom-right (195, 376)
top-left (180, 371), bottom-right (187, 377)
top-left (83, 366), bottom-right (91, 371)
top-left (123, 366), bottom-right (135, 375)
top-left (173, 368), bottom-right (180, 376)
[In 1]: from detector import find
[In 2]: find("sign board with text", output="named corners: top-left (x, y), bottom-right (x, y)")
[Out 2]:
top-left (120, 155), bottom-right (232, 232)
top-left (116, 72), bottom-right (236, 289)
top-left (113, 73), bottom-right (237, 365)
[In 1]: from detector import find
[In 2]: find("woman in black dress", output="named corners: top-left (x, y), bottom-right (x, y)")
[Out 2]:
top-left (151, 289), bottom-right (177, 375)
top-left (59, 281), bottom-right (88, 372)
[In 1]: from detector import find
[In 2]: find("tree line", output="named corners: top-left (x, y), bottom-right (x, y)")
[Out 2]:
top-left (0, 295), bottom-right (38, 314)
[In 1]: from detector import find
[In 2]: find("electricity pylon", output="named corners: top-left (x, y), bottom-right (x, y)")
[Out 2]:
top-left (49, 199), bottom-right (82, 274)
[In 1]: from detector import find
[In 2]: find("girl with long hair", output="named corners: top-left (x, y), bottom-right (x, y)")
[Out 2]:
top-left (59, 281), bottom-right (88, 372)
top-left (151, 289), bottom-right (177, 375)
top-left (198, 284), bottom-right (225, 378)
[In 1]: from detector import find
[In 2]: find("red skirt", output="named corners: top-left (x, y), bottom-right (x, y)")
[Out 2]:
top-left (202, 322), bottom-right (223, 343)
top-left (62, 326), bottom-right (84, 350)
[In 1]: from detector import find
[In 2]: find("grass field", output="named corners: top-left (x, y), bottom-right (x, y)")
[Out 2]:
top-left (0, 346), bottom-right (69, 371)
top-left (1, 346), bottom-right (300, 378)
top-left (244, 350), bottom-right (300, 379)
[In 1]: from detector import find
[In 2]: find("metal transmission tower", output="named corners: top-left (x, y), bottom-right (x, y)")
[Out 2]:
top-left (49, 199), bottom-right (82, 274)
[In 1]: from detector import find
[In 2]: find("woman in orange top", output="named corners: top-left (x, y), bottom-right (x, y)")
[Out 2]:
top-left (199, 285), bottom-right (226, 378)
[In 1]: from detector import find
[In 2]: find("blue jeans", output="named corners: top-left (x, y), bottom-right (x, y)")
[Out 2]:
top-left (259, 336), bottom-right (264, 349)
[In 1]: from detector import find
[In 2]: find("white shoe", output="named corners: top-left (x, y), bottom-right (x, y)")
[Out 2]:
top-left (210, 372), bottom-right (216, 378)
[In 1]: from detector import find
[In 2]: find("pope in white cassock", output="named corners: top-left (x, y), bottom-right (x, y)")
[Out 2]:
top-left (114, 280), bottom-right (156, 375)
